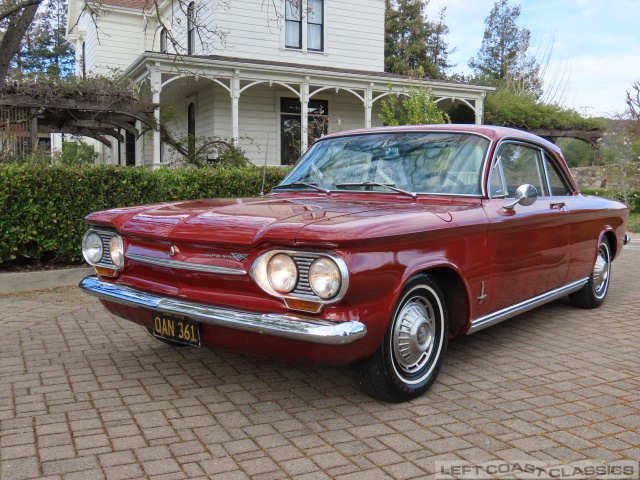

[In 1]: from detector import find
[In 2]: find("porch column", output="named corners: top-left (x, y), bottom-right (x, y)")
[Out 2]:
top-left (475, 96), bottom-right (485, 125)
top-left (364, 83), bottom-right (373, 128)
top-left (301, 77), bottom-right (309, 154)
top-left (135, 120), bottom-right (142, 166)
top-left (231, 70), bottom-right (240, 144)
top-left (30, 108), bottom-right (38, 152)
top-left (151, 61), bottom-right (162, 166)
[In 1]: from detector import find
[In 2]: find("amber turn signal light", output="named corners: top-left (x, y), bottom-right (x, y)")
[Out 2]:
top-left (284, 298), bottom-right (322, 313)
top-left (95, 266), bottom-right (118, 277)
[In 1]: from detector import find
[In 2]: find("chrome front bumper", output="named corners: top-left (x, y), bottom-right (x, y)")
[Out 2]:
top-left (79, 276), bottom-right (367, 345)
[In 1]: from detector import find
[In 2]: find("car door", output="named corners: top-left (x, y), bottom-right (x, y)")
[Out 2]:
top-left (483, 141), bottom-right (570, 313)
top-left (542, 152), bottom-right (606, 284)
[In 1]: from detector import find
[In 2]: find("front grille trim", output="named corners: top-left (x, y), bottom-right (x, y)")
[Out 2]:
top-left (250, 250), bottom-right (349, 308)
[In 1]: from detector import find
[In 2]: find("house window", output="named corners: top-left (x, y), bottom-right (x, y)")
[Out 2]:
top-left (160, 28), bottom-right (167, 53)
top-left (307, 0), bottom-right (323, 51)
top-left (187, 2), bottom-right (195, 54)
top-left (188, 102), bottom-right (196, 157)
top-left (125, 131), bottom-right (136, 166)
top-left (280, 97), bottom-right (328, 165)
top-left (285, 0), bottom-right (302, 49)
top-left (285, 0), bottom-right (324, 52)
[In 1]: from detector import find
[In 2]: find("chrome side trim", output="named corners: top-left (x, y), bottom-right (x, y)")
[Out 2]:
top-left (467, 277), bottom-right (589, 334)
top-left (126, 253), bottom-right (246, 276)
top-left (79, 276), bottom-right (366, 345)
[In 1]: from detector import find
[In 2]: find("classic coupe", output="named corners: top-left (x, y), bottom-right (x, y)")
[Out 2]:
top-left (80, 125), bottom-right (630, 402)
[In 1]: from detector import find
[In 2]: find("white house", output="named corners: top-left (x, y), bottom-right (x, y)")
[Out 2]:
top-left (66, 0), bottom-right (493, 166)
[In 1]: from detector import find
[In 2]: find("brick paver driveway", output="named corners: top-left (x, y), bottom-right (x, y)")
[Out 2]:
top-left (1, 246), bottom-right (639, 480)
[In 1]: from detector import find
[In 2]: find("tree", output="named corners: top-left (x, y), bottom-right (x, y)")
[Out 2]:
top-left (12, 0), bottom-right (74, 78)
top-left (379, 84), bottom-right (450, 126)
top-left (626, 81), bottom-right (640, 160)
top-left (468, 0), bottom-right (540, 96)
top-left (0, 0), bottom-right (42, 83)
top-left (385, 0), bottom-right (453, 79)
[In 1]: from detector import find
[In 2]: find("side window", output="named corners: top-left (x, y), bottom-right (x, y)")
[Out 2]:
top-left (187, 2), bottom-right (195, 54)
top-left (160, 28), bottom-right (167, 53)
top-left (544, 154), bottom-right (572, 196)
top-left (491, 143), bottom-right (546, 198)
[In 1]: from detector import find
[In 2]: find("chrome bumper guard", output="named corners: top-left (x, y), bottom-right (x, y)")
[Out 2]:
top-left (80, 276), bottom-right (366, 345)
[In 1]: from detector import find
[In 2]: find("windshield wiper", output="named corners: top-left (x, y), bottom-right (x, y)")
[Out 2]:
top-left (272, 181), bottom-right (330, 194)
top-left (335, 181), bottom-right (416, 199)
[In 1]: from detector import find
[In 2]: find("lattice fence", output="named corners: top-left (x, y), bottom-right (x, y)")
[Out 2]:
top-left (0, 106), bottom-right (36, 161)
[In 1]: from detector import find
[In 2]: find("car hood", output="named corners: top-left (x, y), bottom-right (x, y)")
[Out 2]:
top-left (85, 195), bottom-right (484, 247)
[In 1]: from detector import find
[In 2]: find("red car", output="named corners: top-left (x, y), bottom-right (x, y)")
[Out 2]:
top-left (80, 125), bottom-right (630, 402)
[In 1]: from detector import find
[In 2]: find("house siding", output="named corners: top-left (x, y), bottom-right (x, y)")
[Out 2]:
top-left (90, 10), bottom-right (146, 73)
top-left (157, 0), bottom-right (385, 72)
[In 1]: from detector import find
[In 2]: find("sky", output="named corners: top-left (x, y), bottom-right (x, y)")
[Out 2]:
top-left (425, 0), bottom-right (640, 117)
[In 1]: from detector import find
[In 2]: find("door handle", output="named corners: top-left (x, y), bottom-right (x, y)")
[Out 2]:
top-left (550, 202), bottom-right (566, 210)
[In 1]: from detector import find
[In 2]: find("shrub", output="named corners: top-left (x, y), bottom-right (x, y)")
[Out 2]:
top-left (484, 91), bottom-right (606, 131)
top-left (380, 84), bottom-right (450, 126)
top-left (0, 165), bottom-right (288, 267)
top-left (57, 142), bottom-right (98, 165)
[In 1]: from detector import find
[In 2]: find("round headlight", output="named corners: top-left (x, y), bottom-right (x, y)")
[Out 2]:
top-left (83, 232), bottom-right (103, 265)
top-left (267, 254), bottom-right (298, 293)
top-left (309, 257), bottom-right (341, 299)
top-left (109, 235), bottom-right (124, 268)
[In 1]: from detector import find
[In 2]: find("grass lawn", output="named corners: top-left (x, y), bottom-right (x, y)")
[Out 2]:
top-left (628, 213), bottom-right (640, 233)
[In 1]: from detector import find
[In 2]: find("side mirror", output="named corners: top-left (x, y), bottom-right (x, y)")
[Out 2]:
top-left (503, 184), bottom-right (538, 210)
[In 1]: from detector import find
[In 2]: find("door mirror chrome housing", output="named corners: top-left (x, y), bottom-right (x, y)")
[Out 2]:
top-left (503, 184), bottom-right (538, 210)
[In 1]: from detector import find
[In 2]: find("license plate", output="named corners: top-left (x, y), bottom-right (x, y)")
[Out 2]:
top-left (152, 310), bottom-right (201, 347)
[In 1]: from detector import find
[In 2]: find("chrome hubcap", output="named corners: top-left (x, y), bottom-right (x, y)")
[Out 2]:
top-left (392, 298), bottom-right (436, 374)
top-left (593, 244), bottom-right (610, 298)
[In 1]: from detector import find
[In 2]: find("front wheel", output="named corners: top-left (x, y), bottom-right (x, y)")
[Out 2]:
top-left (569, 237), bottom-right (612, 309)
top-left (356, 275), bottom-right (448, 402)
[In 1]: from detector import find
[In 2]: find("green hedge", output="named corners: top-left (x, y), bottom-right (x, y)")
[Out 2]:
top-left (0, 165), bottom-right (288, 267)
top-left (581, 188), bottom-right (640, 214)
top-left (484, 91), bottom-right (606, 131)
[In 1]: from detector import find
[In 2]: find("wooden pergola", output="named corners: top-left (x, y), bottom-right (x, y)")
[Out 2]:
top-left (530, 129), bottom-right (604, 148)
top-left (1, 83), bottom-right (157, 154)
top-left (529, 128), bottom-right (605, 165)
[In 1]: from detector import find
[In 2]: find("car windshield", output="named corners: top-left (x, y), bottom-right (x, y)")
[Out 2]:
top-left (279, 131), bottom-right (490, 196)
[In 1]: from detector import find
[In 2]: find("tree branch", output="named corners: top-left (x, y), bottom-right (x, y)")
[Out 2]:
top-left (0, 0), bottom-right (42, 23)
top-left (0, 0), bottom-right (41, 84)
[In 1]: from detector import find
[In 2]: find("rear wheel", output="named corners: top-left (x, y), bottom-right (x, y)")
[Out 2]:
top-left (569, 237), bottom-right (611, 309)
top-left (356, 275), bottom-right (448, 402)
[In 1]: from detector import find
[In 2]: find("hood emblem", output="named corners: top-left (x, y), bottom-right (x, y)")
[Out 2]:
top-left (232, 253), bottom-right (249, 261)
top-left (169, 246), bottom-right (176, 257)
